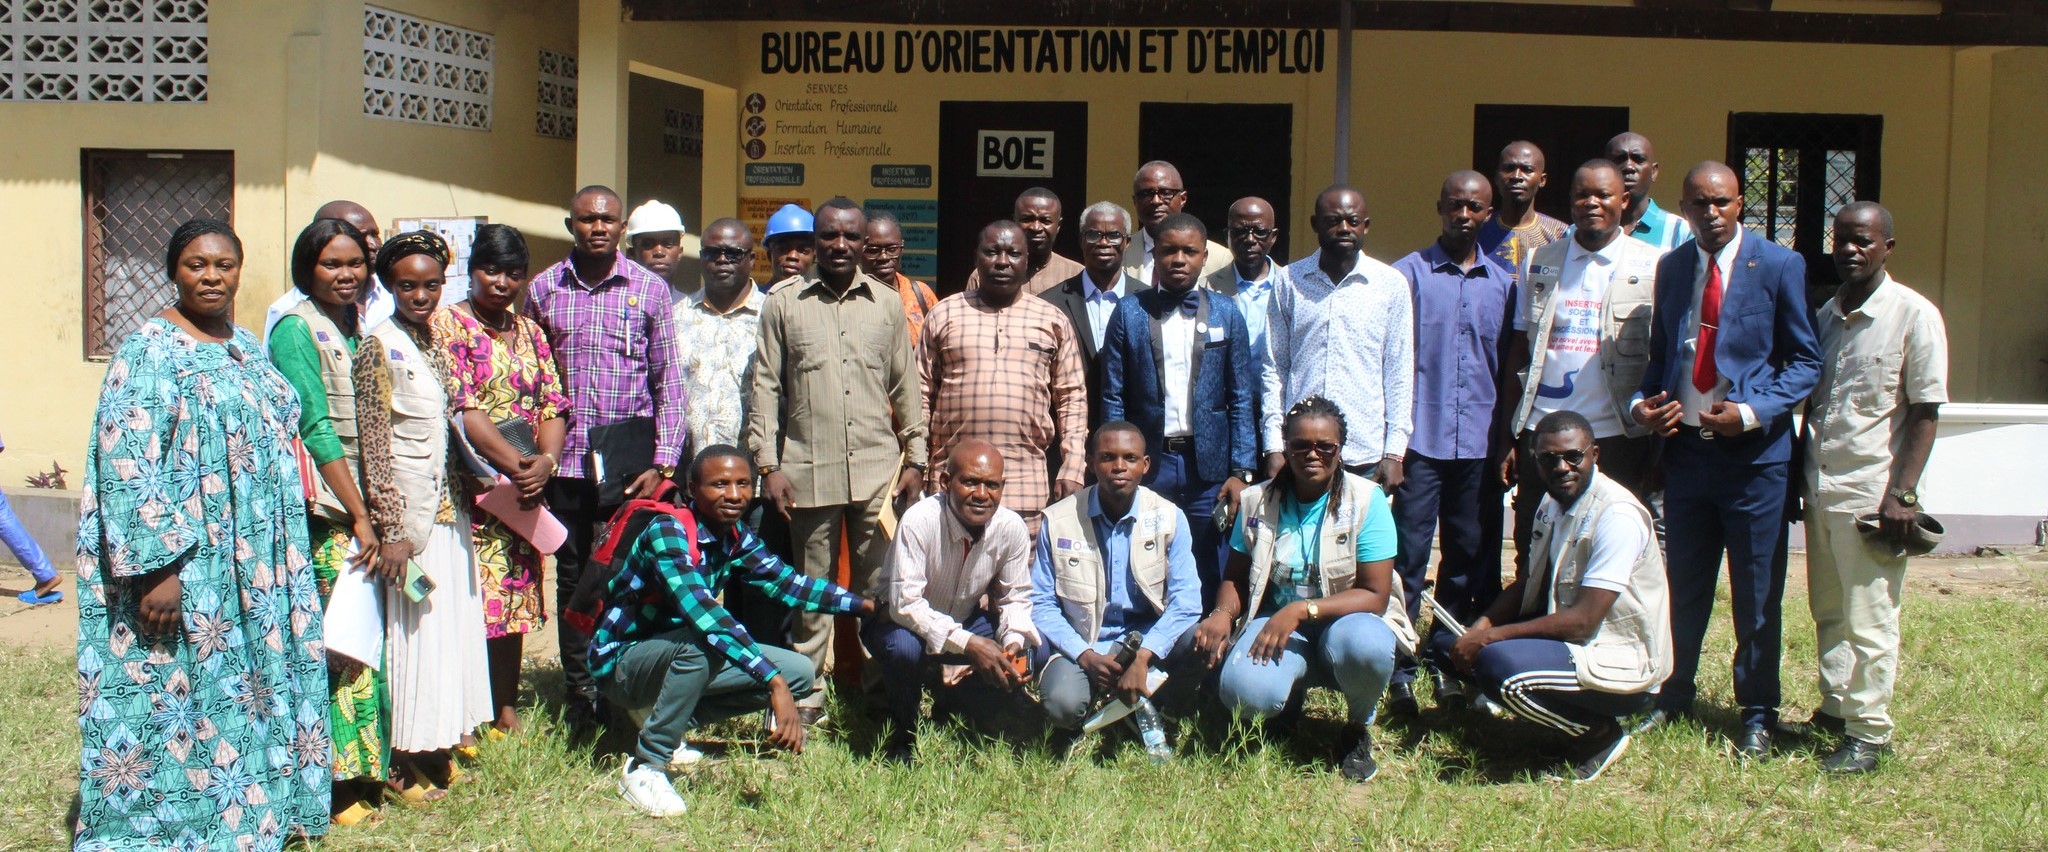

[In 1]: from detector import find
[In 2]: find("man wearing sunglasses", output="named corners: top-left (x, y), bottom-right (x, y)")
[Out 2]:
top-left (1430, 409), bottom-right (1671, 783)
top-left (1212, 197), bottom-right (1289, 382)
top-left (1121, 161), bottom-right (1234, 287)
top-left (674, 219), bottom-right (765, 454)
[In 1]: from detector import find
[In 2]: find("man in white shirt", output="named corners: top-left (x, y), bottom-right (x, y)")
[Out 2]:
top-left (1121, 160), bottom-right (1233, 286)
top-left (1799, 201), bottom-right (1946, 774)
top-left (1039, 201), bottom-right (1146, 430)
top-left (1502, 160), bottom-right (1663, 574)
top-left (1260, 185), bottom-right (1414, 490)
top-left (862, 439), bottom-right (1040, 764)
top-left (263, 200), bottom-right (393, 337)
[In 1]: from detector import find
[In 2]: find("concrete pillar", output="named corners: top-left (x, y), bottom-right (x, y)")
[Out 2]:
top-left (1939, 47), bottom-right (2008, 401)
top-left (577, 0), bottom-right (629, 193)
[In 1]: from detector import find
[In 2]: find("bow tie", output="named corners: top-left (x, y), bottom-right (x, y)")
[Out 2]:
top-left (1159, 288), bottom-right (1200, 317)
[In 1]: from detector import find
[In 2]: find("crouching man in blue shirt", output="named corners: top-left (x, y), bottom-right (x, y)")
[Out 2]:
top-left (1031, 422), bottom-right (1207, 750)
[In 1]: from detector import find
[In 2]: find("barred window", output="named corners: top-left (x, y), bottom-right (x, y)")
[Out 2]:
top-left (82, 149), bottom-right (232, 359)
top-left (1727, 113), bottom-right (1882, 305)
top-left (0, 0), bottom-right (209, 103)
top-left (362, 5), bottom-right (493, 131)
top-left (536, 48), bottom-right (575, 140)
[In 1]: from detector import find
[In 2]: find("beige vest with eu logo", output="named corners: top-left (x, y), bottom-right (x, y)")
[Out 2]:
top-left (286, 300), bottom-right (361, 523)
top-left (1522, 471), bottom-right (1673, 693)
top-left (1513, 235), bottom-right (1662, 437)
top-left (1232, 472), bottom-right (1417, 654)
top-left (364, 318), bottom-right (449, 548)
top-left (1041, 486), bottom-right (1175, 644)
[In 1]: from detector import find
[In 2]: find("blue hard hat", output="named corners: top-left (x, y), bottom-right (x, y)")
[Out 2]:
top-left (764, 204), bottom-right (814, 240)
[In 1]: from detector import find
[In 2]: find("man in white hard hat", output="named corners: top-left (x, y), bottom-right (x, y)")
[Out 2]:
top-left (627, 199), bottom-right (695, 305)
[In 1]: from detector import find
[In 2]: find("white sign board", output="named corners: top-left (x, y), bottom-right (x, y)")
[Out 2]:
top-left (976, 130), bottom-right (1055, 178)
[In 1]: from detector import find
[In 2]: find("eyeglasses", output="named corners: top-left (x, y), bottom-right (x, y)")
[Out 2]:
top-left (1536, 450), bottom-right (1589, 468)
top-left (1136, 188), bottom-right (1186, 202)
top-left (1230, 226), bottom-right (1276, 240)
top-left (700, 246), bottom-right (751, 262)
top-left (862, 244), bottom-right (904, 258)
top-left (1286, 439), bottom-right (1341, 457)
top-left (1081, 230), bottom-right (1127, 246)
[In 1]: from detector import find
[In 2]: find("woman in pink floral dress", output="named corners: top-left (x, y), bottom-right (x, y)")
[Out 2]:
top-left (431, 224), bottom-right (569, 733)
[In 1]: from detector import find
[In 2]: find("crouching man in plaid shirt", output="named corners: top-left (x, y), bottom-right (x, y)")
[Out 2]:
top-left (587, 444), bottom-right (873, 817)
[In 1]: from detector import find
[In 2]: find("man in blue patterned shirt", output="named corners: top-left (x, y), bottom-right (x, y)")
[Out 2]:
top-left (589, 444), bottom-right (873, 817)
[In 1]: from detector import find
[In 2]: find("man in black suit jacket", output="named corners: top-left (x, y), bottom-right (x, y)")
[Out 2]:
top-left (1040, 200), bottom-right (1149, 429)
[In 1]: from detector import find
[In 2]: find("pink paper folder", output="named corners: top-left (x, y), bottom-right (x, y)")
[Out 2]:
top-left (475, 475), bottom-right (568, 553)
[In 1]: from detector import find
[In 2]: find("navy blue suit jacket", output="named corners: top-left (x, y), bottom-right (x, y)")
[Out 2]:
top-left (1639, 232), bottom-right (1820, 465)
top-left (1100, 286), bottom-right (1257, 482)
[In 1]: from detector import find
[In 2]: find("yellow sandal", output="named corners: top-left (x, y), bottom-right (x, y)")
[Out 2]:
top-left (332, 801), bottom-right (378, 826)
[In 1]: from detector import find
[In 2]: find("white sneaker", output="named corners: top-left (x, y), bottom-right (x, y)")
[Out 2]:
top-left (668, 745), bottom-right (705, 770)
top-left (619, 760), bottom-right (688, 818)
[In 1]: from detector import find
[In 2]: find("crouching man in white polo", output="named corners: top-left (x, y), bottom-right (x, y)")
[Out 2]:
top-left (1431, 410), bottom-right (1672, 782)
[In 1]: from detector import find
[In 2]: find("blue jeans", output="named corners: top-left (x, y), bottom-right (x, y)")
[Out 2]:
top-left (0, 489), bottom-right (54, 583)
top-left (1146, 445), bottom-right (1225, 609)
top-left (1217, 612), bottom-right (1397, 725)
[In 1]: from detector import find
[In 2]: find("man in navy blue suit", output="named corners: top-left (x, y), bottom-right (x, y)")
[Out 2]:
top-left (1630, 161), bottom-right (1820, 757)
top-left (1101, 213), bottom-right (1258, 607)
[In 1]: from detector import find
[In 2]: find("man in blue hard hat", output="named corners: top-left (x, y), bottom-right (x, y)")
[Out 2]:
top-left (763, 203), bottom-right (814, 292)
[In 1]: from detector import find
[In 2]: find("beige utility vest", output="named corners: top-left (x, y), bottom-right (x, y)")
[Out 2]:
top-left (286, 301), bottom-right (362, 522)
top-left (1233, 473), bottom-right (1418, 655)
top-left (1041, 486), bottom-right (1175, 644)
top-left (1523, 472), bottom-right (1673, 692)
top-left (1513, 235), bottom-right (1662, 437)
top-left (364, 318), bottom-right (449, 548)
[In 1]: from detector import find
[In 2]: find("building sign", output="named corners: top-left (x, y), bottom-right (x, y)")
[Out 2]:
top-left (865, 199), bottom-right (937, 224)
top-left (745, 163), bottom-right (805, 186)
top-left (976, 131), bottom-right (1053, 178)
top-left (760, 28), bottom-right (1327, 75)
top-left (871, 164), bottom-right (932, 188)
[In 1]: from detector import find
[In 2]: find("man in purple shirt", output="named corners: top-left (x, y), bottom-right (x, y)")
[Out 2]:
top-left (1387, 171), bottom-right (1516, 714)
top-left (525, 184), bottom-right (689, 734)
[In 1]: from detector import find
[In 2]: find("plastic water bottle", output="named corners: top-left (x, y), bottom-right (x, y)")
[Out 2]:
top-left (1134, 698), bottom-right (1171, 764)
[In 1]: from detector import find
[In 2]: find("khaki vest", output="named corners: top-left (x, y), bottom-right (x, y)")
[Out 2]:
top-left (364, 318), bottom-right (450, 548)
top-left (1513, 235), bottom-right (1662, 437)
top-left (1522, 472), bottom-right (1673, 693)
top-left (286, 301), bottom-right (361, 522)
top-left (1233, 473), bottom-right (1418, 655)
top-left (1040, 486), bottom-right (1175, 644)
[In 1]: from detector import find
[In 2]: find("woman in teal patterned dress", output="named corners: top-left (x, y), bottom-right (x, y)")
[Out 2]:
top-left (75, 219), bottom-right (331, 850)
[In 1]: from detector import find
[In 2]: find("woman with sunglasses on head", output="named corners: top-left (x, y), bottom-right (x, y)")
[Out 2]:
top-left (269, 217), bottom-right (391, 824)
top-left (354, 231), bottom-right (492, 800)
top-left (1191, 396), bottom-right (1416, 783)
top-left (430, 224), bottom-right (568, 737)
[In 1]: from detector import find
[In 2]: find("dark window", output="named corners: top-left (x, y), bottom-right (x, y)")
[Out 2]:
top-left (82, 149), bottom-right (233, 358)
top-left (1139, 102), bottom-right (1294, 254)
top-left (1726, 113), bottom-right (1882, 305)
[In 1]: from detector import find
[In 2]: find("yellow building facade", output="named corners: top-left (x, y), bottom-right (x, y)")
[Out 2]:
top-left (3, 0), bottom-right (2045, 543)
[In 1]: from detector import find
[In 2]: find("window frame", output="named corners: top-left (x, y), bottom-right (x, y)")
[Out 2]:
top-left (1724, 112), bottom-right (1882, 302)
top-left (81, 148), bottom-right (235, 360)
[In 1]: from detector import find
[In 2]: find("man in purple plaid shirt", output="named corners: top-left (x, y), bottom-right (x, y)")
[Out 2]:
top-left (526, 184), bottom-right (689, 734)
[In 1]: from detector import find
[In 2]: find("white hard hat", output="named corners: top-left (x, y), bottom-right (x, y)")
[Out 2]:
top-left (624, 200), bottom-right (686, 239)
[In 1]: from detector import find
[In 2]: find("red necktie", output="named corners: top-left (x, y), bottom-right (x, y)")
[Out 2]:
top-left (1691, 254), bottom-right (1723, 394)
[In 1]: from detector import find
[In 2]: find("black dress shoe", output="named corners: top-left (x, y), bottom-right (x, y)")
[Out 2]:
top-left (1384, 682), bottom-right (1420, 717)
top-left (1821, 736), bottom-right (1888, 774)
top-left (881, 730), bottom-right (917, 766)
top-left (1432, 672), bottom-right (1469, 709)
top-left (1734, 723), bottom-right (1773, 759)
top-left (1631, 707), bottom-right (1683, 736)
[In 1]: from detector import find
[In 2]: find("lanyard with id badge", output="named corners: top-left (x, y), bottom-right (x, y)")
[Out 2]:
top-left (1276, 499), bottom-right (1324, 606)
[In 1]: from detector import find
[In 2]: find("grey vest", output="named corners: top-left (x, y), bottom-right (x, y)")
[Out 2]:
top-left (364, 318), bottom-right (450, 548)
top-left (1040, 486), bottom-right (1175, 645)
top-left (286, 301), bottom-right (360, 522)
top-left (1513, 235), bottom-right (1662, 437)
top-left (1523, 472), bottom-right (1673, 692)
top-left (1233, 473), bottom-right (1418, 655)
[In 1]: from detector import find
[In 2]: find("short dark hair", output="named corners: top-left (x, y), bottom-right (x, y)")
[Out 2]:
top-left (1535, 409), bottom-right (1595, 440)
top-left (1839, 200), bottom-right (1894, 239)
top-left (1017, 186), bottom-right (1061, 206)
top-left (816, 196), bottom-right (862, 218)
top-left (290, 218), bottom-right (369, 296)
top-left (1089, 420), bottom-right (1146, 456)
top-left (469, 223), bottom-right (529, 273)
top-left (574, 184), bottom-right (619, 204)
top-left (690, 444), bottom-right (754, 482)
top-left (864, 208), bottom-right (900, 226)
top-left (1576, 158), bottom-right (1624, 181)
top-left (1156, 212), bottom-right (1207, 242)
top-left (165, 217), bottom-right (241, 276)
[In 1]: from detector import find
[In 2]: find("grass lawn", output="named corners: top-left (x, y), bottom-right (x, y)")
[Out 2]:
top-left (5, 561), bottom-right (2046, 850)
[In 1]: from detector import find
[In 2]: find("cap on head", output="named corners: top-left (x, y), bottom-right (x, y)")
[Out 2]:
top-left (765, 204), bottom-right (814, 240)
top-left (625, 200), bottom-right (686, 240)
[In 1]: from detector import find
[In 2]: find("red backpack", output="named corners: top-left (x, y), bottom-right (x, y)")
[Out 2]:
top-left (563, 479), bottom-right (701, 635)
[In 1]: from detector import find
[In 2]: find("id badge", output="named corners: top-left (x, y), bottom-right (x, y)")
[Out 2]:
top-left (1293, 584), bottom-right (1316, 603)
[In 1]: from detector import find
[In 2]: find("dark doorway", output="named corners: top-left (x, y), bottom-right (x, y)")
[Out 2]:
top-left (1472, 104), bottom-right (1631, 224)
top-left (937, 101), bottom-right (1088, 293)
top-left (1138, 103), bottom-right (1294, 253)
top-left (1726, 112), bottom-right (1883, 308)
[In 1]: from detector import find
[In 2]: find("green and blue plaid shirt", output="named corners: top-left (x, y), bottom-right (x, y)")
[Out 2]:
top-left (587, 511), bottom-right (863, 684)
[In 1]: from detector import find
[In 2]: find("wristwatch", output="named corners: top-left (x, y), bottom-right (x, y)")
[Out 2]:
top-left (655, 464), bottom-right (677, 480)
top-left (1303, 599), bottom-right (1320, 622)
top-left (1230, 468), bottom-right (1256, 484)
top-left (1888, 486), bottom-right (1919, 507)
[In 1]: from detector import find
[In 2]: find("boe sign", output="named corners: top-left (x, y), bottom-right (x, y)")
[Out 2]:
top-left (976, 130), bottom-right (1055, 178)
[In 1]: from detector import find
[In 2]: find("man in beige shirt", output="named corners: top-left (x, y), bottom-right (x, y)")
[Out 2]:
top-left (747, 197), bottom-right (929, 717)
top-left (862, 440), bottom-right (1040, 763)
top-left (965, 187), bottom-right (1084, 294)
top-left (1799, 201), bottom-right (1946, 774)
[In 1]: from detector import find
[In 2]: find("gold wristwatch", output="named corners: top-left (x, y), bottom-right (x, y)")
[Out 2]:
top-left (1304, 599), bottom-right (1320, 622)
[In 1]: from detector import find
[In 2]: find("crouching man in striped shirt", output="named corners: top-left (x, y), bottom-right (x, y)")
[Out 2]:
top-left (587, 445), bottom-right (873, 817)
top-left (1429, 410), bottom-right (1672, 782)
